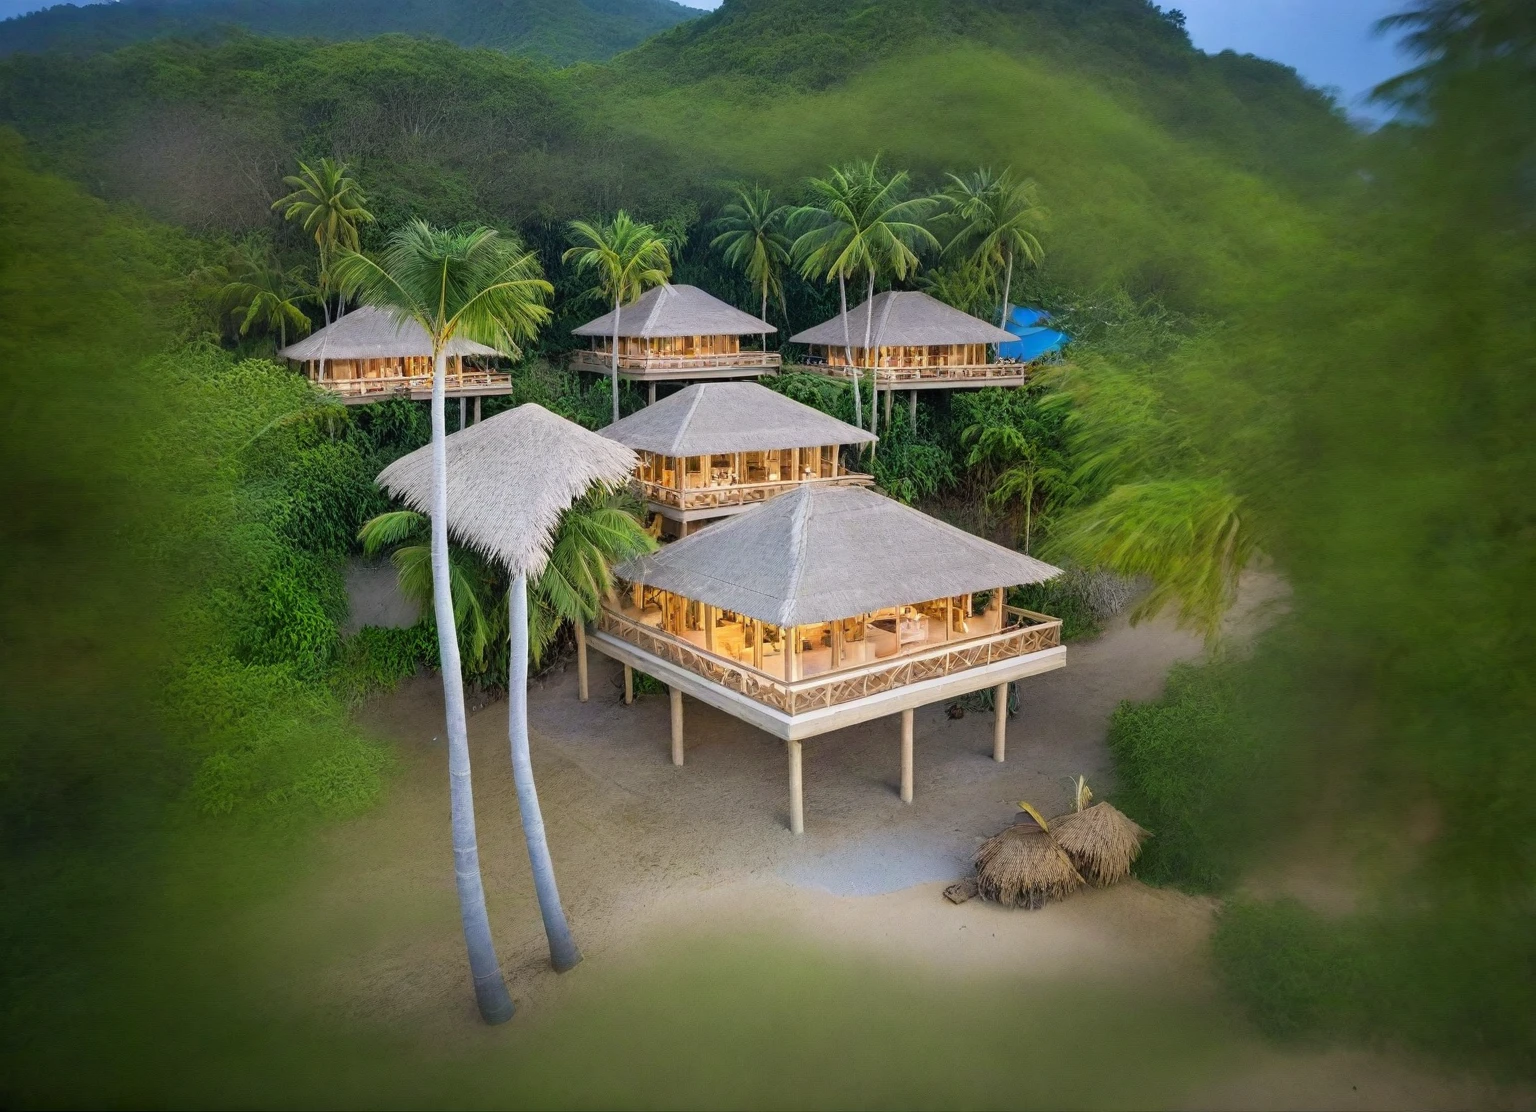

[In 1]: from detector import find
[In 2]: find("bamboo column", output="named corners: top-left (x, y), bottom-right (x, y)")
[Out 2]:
top-left (648, 382), bottom-right (657, 406)
top-left (474, 396), bottom-right (482, 424)
top-left (884, 387), bottom-right (894, 428)
top-left (909, 390), bottom-right (917, 425)
top-left (669, 687), bottom-right (684, 766)
top-left (787, 739), bottom-right (804, 834)
top-left (574, 621), bottom-right (588, 702)
top-left (623, 664), bottom-right (633, 705)
top-left (993, 682), bottom-right (1009, 763)
top-left (752, 620), bottom-right (764, 669)
top-left (458, 396), bottom-right (466, 430)
top-left (900, 708), bottom-right (914, 803)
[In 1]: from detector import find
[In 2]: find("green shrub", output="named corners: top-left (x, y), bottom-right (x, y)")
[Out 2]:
top-left (330, 624), bottom-right (436, 701)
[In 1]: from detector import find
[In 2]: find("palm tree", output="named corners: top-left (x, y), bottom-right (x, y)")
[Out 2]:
top-left (962, 420), bottom-right (1068, 554)
top-left (272, 157), bottom-right (374, 325)
top-left (790, 158), bottom-right (938, 439)
top-left (563, 212), bottom-right (672, 426)
top-left (333, 221), bottom-right (551, 1025)
top-left (940, 168), bottom-right (1045, 328)
top-left (217, 256), bottom-right (314, 349)
top-left (710, 185), bottom-right (793, 345)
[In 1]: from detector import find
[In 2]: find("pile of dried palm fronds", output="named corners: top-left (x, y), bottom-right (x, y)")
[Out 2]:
top-left (972, 803), bottom-right (1084, 910)
top-left (1050, 776), bottom-right (1150, 886)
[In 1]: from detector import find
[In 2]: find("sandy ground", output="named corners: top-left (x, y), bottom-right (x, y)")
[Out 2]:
top-left (255, 578), bottom-right (1526, 1109)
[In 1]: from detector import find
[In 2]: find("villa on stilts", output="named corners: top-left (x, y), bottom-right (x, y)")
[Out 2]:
top-left (790, 290), bottom-right (1026, 427)
top-left (279, 306), bottom-right (505, 430)
top-left (579, 483), bottom-right (1065, 833)
top-left (571, 284), bottom-right (780, 403)
top-left (599, 381), bottom-right (875, 538)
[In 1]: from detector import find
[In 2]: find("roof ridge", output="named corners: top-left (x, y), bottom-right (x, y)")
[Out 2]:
top-left (778, 486), bottom-right (815, 628)
top-left (666, 384), bottom-right (709, 456)
top-left (641, 283), bottom-right (671, 336)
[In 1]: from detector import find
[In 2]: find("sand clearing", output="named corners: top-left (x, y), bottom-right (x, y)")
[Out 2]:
top-left (251, 579), bottom-right (1524, 1108)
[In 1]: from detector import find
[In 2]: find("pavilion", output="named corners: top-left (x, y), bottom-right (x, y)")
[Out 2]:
top-left (571, 284), bottom-right (779, 401)
top-left (790, 290), bottom-right (1023, 424)
top-left (582, 483), bottom-right (1064, 833)
top-left (279, 306), bottom-right (506, 421)
top-left (599, 381), bottom-right (875, 536)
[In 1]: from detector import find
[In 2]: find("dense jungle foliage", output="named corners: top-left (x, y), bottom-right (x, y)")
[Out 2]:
top-left (2, 0), bottom-right (1533, 1093)
top-left (0, 0), bottom-right (697, 63)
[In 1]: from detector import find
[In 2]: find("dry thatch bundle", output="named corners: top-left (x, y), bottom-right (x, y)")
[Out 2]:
top-left (974, 826), bottom-right (1084, 910)
top-left (1050, 802), bottom-right (1149, 886)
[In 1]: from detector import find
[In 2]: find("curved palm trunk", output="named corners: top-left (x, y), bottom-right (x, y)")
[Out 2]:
top-left (610, 295), bottom-right (622, 426)
top-left (430, 346), bottom-right (515, 1025)
top-left (864, 270), bottom-right (879, 443)
top-left (508, 573), bottom-right (583, 972)
top-left (999, 248), bottom-right (1014, 330)
top-left (839, 275), bottom-right (860, 432)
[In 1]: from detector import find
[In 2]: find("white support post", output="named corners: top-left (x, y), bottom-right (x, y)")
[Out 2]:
top-left (474, 396), bottom-right (482, 424)
top-left (993, 682), bottom-right (1009, 763)
top-left (574, 621), bottom-right (589, 702)
top-left (669, 686), bottom-right (684, 766)
top-left (900, 708), bottom-right (914, 803)
top-left (623, 664), bottom-right (633, 706)
top-left (648, 381), bottom-right (657, 406)
top-left (458, 395), bottom-right (466, 431)
top-left (884, 386), bottom-right (894, 428)
top-left (788, 739), bottom-right (804, 834)
top-left (909, 390), bottom-right (917, 425)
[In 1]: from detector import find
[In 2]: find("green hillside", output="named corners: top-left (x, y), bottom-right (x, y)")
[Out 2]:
top-left (0, 0), bottom-right (699, 64)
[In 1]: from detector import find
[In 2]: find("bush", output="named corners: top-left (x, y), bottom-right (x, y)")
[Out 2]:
top-left (330, 624), bottom-right (436, 702)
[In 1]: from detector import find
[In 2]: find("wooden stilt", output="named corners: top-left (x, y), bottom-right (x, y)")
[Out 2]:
top-left (993, 682), bottom-right (1009, 763)
top-left (474, 396), bottom-right (482, 424)
top-left (648, 381), bottom-right (657, 406)
top-left (574, 621), bottom-right (589, 702)
top-left (788, 739), bottom-right (804, 834)
top-left (884, 387), bottom-right (894, 428)
top-left (623, 664), bottom-right (634, 705)
top-left (669, 686), bottom-right (684, 766)
top-left (909, 390), bottom-right (917, 425)
top-left (900, 708), bottom-right (914, 803)
top-left (458, 396), bottom-right (466, 430)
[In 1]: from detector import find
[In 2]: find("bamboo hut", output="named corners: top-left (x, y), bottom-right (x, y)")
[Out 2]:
top-left (790, 290), bottom-right (1024, 424)
top-left (584, 483), bottom-right (1066, 833)
top-left (280, 306), bottom-right (507, 412)
top-left (571, 284), bottom-right (779, 398)
top-left (600, 381), bottom-right (876, 535)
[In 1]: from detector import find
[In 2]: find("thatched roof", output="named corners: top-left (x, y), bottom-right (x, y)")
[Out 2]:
top-left (376, 404), bottom-right (637, 576)
top-left (615, 484), bottom-right (1061, 627)
top-left (279, 306), bottom-right (500, 362)
top-left (572, 284), bottom-right (775, 339)
top-left (1051, 803), bottom-right (1149, 886)
top-left (974, 826), bottom-right (1084, 910)
top-left (601, 382), bottom-right (875, 457)
top-left (789, 291), bottom-right (1015, 348)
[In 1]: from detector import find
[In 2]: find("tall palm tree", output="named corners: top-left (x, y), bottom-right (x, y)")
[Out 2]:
top-left (333, 221), bottom-right (551, 1025)
top-left (790, 158), bottom-right (938, 439)
top-left (272, 157), bottom-right (374, 325)
top-left (217, 255), bottom-right (314, 349)
top-left (710, 185), bottom-right (793, 345)
top-left (563, 212), bottom-right (672, 426)
top-left (940, 168), bottom-right (1045, 328)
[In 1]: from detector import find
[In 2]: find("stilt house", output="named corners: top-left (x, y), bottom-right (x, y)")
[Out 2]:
top-left (600, 381), bottom-right (875, 536)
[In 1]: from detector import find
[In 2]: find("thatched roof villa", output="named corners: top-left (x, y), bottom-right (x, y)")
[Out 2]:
top-left (571, 284), bottom-right (779, 397)
top-left (599, 381), bottom-right (876, 536)
top-left (280, 306), bottom-right (507, 412)
top-left (583, 483), bottom-right (1064, 833)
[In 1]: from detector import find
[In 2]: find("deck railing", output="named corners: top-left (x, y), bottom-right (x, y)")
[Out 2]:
top-left (595, 605), bottom-right (1061, 715)
top-left (806, 362), bottom-right (1029, 384)
top-left (315, 370), bottom-right (512, 399)
top-left (639, 472), bottom-right (874, 511)
top-left (571, 350), bottom-right (782, 374)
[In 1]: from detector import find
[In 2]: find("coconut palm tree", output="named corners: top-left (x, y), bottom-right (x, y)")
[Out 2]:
top-left (940, 168), bottom-right (1045, 328)
top-left (217, 255), bottom-right (314, 349)
top-left (563, 212), bottom-right (672, 426)
top-left (333, 221), bottom-right (551, 1025)
top-left (961, 419), bottom-right (1068, 554)
top-left (790, 158), bottom-right (938, 439)
top-left (272, 157), bottom-right (374, 324)
top-left (710, 185), bottom-right (793, 344)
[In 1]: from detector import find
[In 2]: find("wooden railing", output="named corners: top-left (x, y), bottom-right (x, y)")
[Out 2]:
top-left (571, 350), bottom-right (782, 374)
top-left (316, 370), bottom-right (512, 399)
top-left (806, 362), bottom-right (1029, 384)
top-left (595, 605), bottom-right (1061, 715)
top-left (638, 472), bottom-right (873, 511)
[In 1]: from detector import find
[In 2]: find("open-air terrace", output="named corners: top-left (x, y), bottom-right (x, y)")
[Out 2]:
top-left (572, 284), bottom-right (780, 385)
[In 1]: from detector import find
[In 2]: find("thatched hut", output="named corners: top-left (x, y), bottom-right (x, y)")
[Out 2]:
top-left (280, 306), bottom-right (505, 413)
top-left (585, 483), bottom-right (1066, 832)
top-left (1050, 802), bottom-right (1150, 886)
top-left (974, 825), bottom-right (1085, 909)
top-left (571, 284), bottom-right (779, 397)
top-left (600, 381), bottom-right (875, 535)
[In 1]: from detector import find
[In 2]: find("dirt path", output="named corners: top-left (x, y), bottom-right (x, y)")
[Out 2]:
top-left (251, 581), bottom-right (1523, 1108)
